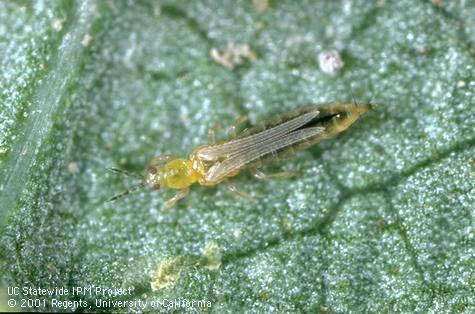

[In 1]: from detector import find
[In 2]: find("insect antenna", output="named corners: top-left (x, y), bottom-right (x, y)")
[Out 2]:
top-left (107, 167), bottom-right (146, 202)
top-left (107, 182), bottom-right (146, 202)
top-left (108, 167), bottom-right (144, 180)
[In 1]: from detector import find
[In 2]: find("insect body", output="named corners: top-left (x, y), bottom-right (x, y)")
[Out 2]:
top-left (109, 103), bottom-right (371, 210)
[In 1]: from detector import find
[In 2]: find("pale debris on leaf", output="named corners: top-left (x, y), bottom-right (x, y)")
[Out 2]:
top-left (318, 49), bottom-right (344, 75)
top-left (67, 162), bottom-right (79, 174)
top-left (202, 242), bottom-right (222, 270)
top-left (153, 1), bottom-right (161, 16)
top-left (150, 256), bottom-right (183, 291)
top-left (210, 43), bottom-right (256, 70)
top-left (52, 18), bottom-right (64, 32)
top-left (81, 33), bottom-right (92, 47)
top-left (253, 0), bottom-right (269, 12)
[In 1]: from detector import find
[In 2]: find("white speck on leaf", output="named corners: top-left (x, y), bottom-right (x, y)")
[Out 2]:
top-left (81, 33), bottom-right (92, 46)
top-left (52, 19), bottom-right (64, 31)
top-left (233, 228), bottom-right (242, 238)
top-left (318, 49), bottom-right (344, 75)
top-left (67, 162), bottom-right (79, 174)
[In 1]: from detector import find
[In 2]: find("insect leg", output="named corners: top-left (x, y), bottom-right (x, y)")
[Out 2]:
top-left (250, 168), bottom-right (297, 180)
top-left (227, 115), bottom-right (248, 139)
top-left (160, 187), bottom-right (190, 211)
top-left (225, 181), bottom-right (254, 200)
top-left (148, 154), bottom-right (176, 167)
top-left (208, 124), bottom-right (223, 144)
top-left (208, 115), bottom-right (247, 144)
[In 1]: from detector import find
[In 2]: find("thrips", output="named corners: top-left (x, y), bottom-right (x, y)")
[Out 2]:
top-left (109, 103), bottom-right (371, 210)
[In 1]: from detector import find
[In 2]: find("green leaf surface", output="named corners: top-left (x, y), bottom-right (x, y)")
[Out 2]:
top-left (1, 0), bottom-right (474, 312)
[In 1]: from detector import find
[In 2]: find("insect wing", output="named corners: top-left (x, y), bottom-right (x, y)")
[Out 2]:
top-left (196, 109), bottom-right (319, 161)
top-left (206, 126), bottom-right (325, 182)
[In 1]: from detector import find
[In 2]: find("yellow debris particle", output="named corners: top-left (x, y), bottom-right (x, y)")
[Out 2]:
top-left (202, 242), bottom-right (221, 271)
top-left (0, 288), bottom-right (11, 312)
top-left (253, 0), bottom-right (268, 12)
top-left (281, 218), bottom-right (292, 231)
top-left (46, 261), bottom-right (56, 271)
top-left (150, 257), bottom-right (183, 291)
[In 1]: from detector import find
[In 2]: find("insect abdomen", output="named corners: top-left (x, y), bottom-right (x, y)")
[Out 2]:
top-left (241, 103), bottom-right (370, 169)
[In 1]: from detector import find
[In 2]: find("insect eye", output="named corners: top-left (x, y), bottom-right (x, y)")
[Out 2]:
top-left (148, 166), bottom-right (157, 174)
